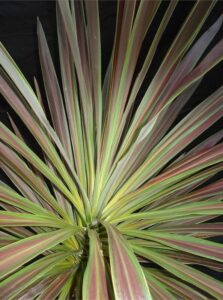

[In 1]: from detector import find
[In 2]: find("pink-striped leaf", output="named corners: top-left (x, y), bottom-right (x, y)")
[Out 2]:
top-left (0, 142), bottom-right (69, 220)
top-left (144, 269), bottom-right (176, 300)
top-left (0, 122), bottom-right (84, 215)
top-left (37, 272), bottom-right (71, 300)
top-left (0, 227), bottom-right (77, 279)
top-left (16, 277), bottom-right (54, 300)
top-left (82, 230), bottom-right (109, 300)
top-left (149, 269), bottom-right (208, 300)
top-left (37, 19), bottom-right (73, 164)
top-left (0, 72), bottom-right (84, 206)
top-left (0, 211), bottom-right (68, 228)
top-left (0, 231), bottom-right (18, 247)
top-left (58, 271), bottom-right (77, 300)
top-left (133, 246), bottom-right (223, 299)
top-left (0, 183), bottom-right (49, 215)
top-left (1, 162), bottom-right (44, 208)
top-left (104, 223), bottom-right (152, 300)
top-left (124, 230), bottom-right (223, 262)
top-left (56, 5), bottom-right (87, 189)
top-left (119, 2), bottom-right (214, 154)
top-left (0, 252), bottom-right (70, 299)
top-left (113, 199), bottom-right (223, 225)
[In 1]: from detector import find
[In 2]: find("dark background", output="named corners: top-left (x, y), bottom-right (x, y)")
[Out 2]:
top-left (0, 0), bottom-right (222, 280)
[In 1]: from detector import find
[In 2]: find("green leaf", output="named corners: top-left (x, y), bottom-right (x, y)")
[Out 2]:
top-left (104, 163), bottom-right (222, 221)
top-left (58, 271), bottom-right (77, 300)
top-left (148, 269), bottom-right (208, 300)
top-left (37, 272), bottom-right (71, 300)
top-left (119, 1), bottom-right (214, 156)
top-left (103, 222), bottom-right (152, 300)
top-left (0, 70), bottom-right (87, 213)
top-left (37, 18), bottom-right (73, 165)
top-left (0, 252), bottom-right (70, 299)
top-left (83, 230), bottom-right (109, 300)
top-left (57, 0), bottom-right (95, 194)
top-left (0, 184), bottom-right (48, 215)
top-left (0, 122), bottom-right (84, 217)
top-left (57, 5), bottom-right (87, 190)
top-left (0, 227), bottom-right (78, 279)
top-left (0, 231), bottom-right (18, 248)
top-left (143, 269), bottom-right (175, 300)
top-left (113, 199), bottom-right (223, 224)
top-left (133, 246), bottom-right (223, 299)
top-left (0, 142), bottom-right (71, 220)
top-left (0, 211), bottom-right (69, 228)
top-left (124, 230), bottom-right (223, 262)
top-left (153, 223), bottom-right (223, 236)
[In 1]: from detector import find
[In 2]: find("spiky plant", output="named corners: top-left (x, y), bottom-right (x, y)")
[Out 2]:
top-left (0, 0), bottom-right (223, 299)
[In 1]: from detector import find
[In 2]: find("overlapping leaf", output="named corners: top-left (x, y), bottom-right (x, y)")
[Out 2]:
top-left (0, 0), bottom-right (222, 299)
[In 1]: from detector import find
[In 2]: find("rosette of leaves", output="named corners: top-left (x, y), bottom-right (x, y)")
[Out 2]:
top-left (0, 1), bottom-right (223, 299)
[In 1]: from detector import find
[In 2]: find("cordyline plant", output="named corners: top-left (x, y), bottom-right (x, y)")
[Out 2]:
top-left (0, 0), bottom-right (223, 299)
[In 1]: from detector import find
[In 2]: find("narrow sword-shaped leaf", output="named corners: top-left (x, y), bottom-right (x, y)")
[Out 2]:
top-left (109, 87), bottom-right (223, 202)
top-left (148, 269), bottom-right (208, 300)
top-left (0, 227), bottom-right (77, 279)
top-left (104, 143), bottom-right (223, 218)
top-left (15, 278), bottom-right (54, 300)
top-left (0, 184), bottom-right (48, 215)
top-left (58, 270), bottom-right (77, 300)
top-left (121, 2), bottom-right (214, 150)
top-left (125, 1), bottom-right (177, 119)
top-left (1, 227), bottom-right (32, 239)
top-left (37, 19), bottom-right (73, 165)
top-left (133, 246), bottom-right (223, 299)
top-left (0, 142), bottom-right (71, 220)
top-left (83, 230), bottom-right (109, 300)
top-left (92, 1), bottom-right (159, 216)
top-left (57, 0), bottom-right (95, 194)
top-left (0, 72), bottom-right (88, 211)
top-left (153, 223), bottom-right (223, 236)
top-left (103, 222), bottom-right (152, 300)
top-left (143, 269), bottom-right (175, 300)
top-left (85, 1), bottom-right (102, 157)
top-left (37, 272), bottom-right (71, 300)
top-left (113, 199), bottom-right (223, 224)
top-left (1, 162), bottom-right (44, 208)
top-left (167, 251), bottom-right (223, 272)
top-left (0, 43), bottom-right (76, 177)
top-left (0, 231), bottom-right (18, 247)
top-left (124, 230), bottom-right (223, 262)
top-left (24, 80), bottom-right (76, 220)
top-left (0, 122), bottom-right (84, 216)
top-left (155, 178), bottom-right (223, 210)
top-left (56, 6), bottom-right (87, 189)
top-left (104, 161), bottom-right (222, 222)
top-left (0, 252), bottom-right (70, 299)
top-left (99, 81), bottom-right (201, 210)
top-left (0, 211), bottom-right (69, 228)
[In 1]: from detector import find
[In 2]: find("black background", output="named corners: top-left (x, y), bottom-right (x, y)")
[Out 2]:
top-left (0, 0), bottom-right (222, 280)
